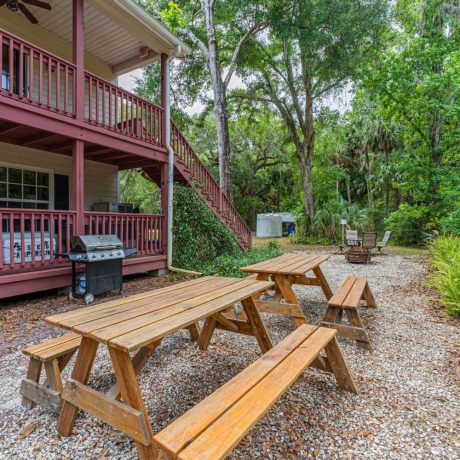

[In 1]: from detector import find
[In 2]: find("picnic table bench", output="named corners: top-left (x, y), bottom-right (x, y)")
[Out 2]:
top-left (21, 333), bottom-right (81, 412)
top-left (240, 253), bottom-right (333, 326)
top-left (322, 276), bottom-right (376, 350)
top-left (38, 275), bottom-right (357, 460)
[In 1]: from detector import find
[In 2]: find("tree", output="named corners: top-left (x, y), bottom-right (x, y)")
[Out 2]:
top-left (362, 0), bottom-right (460, 214)
top-left (236, 0), bottom-right (388, 224)
top-left (143, 0), bottom-right (268, 197)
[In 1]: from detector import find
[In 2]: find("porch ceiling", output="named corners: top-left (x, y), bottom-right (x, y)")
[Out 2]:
top-left (0, 121), bottom-right (164, 170)
top-left (8, 0), bottom-right (190, 75)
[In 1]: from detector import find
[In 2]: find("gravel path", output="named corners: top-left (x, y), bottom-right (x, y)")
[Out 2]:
top-left (0, 254), bottom-right (458, 459)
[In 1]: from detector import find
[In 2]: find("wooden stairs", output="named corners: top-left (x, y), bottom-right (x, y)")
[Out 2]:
top-left (144, 122), bottom-right (252, 250)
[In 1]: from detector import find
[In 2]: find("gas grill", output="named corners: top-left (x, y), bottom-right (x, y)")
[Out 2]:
top-left (65, 235), bottom-right (137, 304)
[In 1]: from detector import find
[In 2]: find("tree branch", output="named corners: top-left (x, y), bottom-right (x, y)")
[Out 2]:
top-left (177, 27), bottom-right (209, 59)
top-left (223, 22), bottom-right (268, 89)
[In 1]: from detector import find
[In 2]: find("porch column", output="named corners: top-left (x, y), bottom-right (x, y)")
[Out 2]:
top-left (73, 0), bottom-right (85, 121)
top-left (72, 140), bottom-right (85, 234)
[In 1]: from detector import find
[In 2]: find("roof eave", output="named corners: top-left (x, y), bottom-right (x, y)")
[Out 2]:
top-left (88, 0), bottom-right (191, 58)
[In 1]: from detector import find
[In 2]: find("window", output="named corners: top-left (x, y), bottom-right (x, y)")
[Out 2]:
top-left (0, 164), bottom-right (51, 209)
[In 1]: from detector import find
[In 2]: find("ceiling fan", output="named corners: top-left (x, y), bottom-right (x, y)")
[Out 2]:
top-left (0, 0), bottom-right (52, 24)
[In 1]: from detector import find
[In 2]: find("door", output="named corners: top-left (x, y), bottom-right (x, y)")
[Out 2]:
top-left (54, 174), bottom-right (69, 210)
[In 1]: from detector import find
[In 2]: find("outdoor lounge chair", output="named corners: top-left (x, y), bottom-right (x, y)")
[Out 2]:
top-left (377, 231), bottom-right (392, 255)
top-left (362, 232), bottom-right (377, 251)
top-left (346, 229), bottom-right (361, 247)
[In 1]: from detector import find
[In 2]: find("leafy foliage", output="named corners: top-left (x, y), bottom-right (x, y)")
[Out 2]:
top-left (429, 236), bottom-right (460, 316)
top-left (129, 0), bottom-right (460, 255)
top-left (441, 208), bottom-right (460, 236)
top-left (312, 199), bottom-right (369, 243)
top-left (172, 184), bottom-right (241, 270)
top-left (201, 241), bottom-right (283, 277)
top-left (384, 204), bottom-right (429, 246)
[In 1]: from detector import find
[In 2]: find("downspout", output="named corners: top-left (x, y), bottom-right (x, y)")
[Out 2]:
top-left (164, 50), bottom-right (202, 276)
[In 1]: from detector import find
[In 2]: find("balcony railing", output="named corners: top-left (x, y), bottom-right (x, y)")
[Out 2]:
top-left (0, 209), bottom-right (165, 272)
top-left (84, 212), bottom-right (165, 256)
top-left (0, 29), bottom-right (76, 116)
top-left (0, 29), bottom-right (164, 147)
top-left (85, 73), bottom-right (164, 147)
top-left (0, 209), bottom-right (76, 271)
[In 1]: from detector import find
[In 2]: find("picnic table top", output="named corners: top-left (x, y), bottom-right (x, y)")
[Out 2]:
top-left (45, 276), bottom-right (273, 353)
top-left (241, 253), bottom-right (329, 276)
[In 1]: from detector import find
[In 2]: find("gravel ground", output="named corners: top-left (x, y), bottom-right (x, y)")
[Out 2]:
top-left (0, 253), bottom-right (458, 459)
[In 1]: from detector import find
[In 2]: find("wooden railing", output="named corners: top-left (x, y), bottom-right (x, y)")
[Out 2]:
top-left (85, 72), bottom-right (164, 147)
top-left (171, 122), bottom-right (252, 248)
top-left (84, 212), bottom-right (165, 256)
top-left (0, 209), bottom-right (76, 270)
top-left (0, 28), bottom-right (165, 147)
top-left (0, 29), bottom-right (76, 116)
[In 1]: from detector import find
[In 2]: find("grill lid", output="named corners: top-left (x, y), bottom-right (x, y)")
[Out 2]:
top-left (71, 234), bottom-right (123, 252)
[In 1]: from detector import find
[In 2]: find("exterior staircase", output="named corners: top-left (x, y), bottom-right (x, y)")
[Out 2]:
top-left (144, 122), bottom-right (252, 250)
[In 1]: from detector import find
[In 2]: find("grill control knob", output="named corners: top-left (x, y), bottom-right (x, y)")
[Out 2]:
top-left (92, 254), bottom-right (96, 259)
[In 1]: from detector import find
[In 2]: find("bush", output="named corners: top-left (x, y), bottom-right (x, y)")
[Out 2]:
top-left (172, 184), bottom-right (241, 270)
top-left (201, 241), bottom-right (283, 277)
top-left (442, 208), bottom-right (460, 236)
top-left (385, 204), bottom-right (429, 245)
top-left (289, 234), bottom-right (332, 245)
top-left (428, 236), bottom-right (460, 316)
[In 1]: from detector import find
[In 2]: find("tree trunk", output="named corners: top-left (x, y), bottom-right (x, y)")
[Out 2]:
top-left (203, 0), bottom-right (232, 197)
top-left (299, 85), bottom-right (315, 222)
top-left (384, 147), bottom-right (390, 216)
top-left (346, 177), bottom-right (352, 204)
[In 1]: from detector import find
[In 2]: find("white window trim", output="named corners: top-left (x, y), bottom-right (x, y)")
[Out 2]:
top-left (0, 161), bottom-right (55, 210)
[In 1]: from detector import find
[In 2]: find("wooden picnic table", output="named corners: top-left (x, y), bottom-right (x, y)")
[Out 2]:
top-left (45, 275), bottom-right (273, 460)
top-left (240, 253), bottom-right (333, 327)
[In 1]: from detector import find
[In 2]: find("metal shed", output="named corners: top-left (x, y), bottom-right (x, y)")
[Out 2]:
top-left (256, 213), bottom-right (283, 237)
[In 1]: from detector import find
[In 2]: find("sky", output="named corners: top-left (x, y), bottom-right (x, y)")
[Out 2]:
top-left (118, 68), bottom-right (353, 115)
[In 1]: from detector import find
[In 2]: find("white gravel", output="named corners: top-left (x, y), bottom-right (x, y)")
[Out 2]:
top-left (0, 253), bottom-right (458, 459)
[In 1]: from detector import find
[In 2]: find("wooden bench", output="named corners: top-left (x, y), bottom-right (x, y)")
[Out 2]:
top-left (21, 333), bottom-right (81, 413)
top-left (153, 324), bottom-right (357, 460)
top-left (321, 276), bottom-right (376, 350)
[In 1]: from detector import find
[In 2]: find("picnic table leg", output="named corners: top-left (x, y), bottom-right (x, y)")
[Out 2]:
top-left (21, 358), bottom-right (42, 409)
top-left (312, 266), bottom-right (333, 301)
top-left (107, 341), bottom-right (162, 401)
top-left (109, 347), bottom-right (157, 460)
top-left (241, 296), bottom-right (273, 353)
top-left (324, 336), bottom-right (358, 393)
top-left (57, 337), bottom-right (98, 437)
top-left (186, 323), bottom-right (202, 341)
top-left (197, 317), bottom-right (217, 351)
top-left (273, 274), bottom-right (308, 327)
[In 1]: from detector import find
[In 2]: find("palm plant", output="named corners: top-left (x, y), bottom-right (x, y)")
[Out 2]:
top-left (313, 198), bottom-right (369, 243)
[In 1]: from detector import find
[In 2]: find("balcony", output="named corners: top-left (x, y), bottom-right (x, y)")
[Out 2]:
top-left (0, 28), bottom-right (164, 149)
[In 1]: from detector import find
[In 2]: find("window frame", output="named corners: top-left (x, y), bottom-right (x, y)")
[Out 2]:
top-left (0, 161), bottom-right (55, 210)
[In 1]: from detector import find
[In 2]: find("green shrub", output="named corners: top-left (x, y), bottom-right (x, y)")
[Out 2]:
top-left (202, 241), bottom-right (283, 277)
top-left (385, 204), bottom-right (429, 245)
top-left (307, 199), bottom-right (369, 244)
top-left (442, 208), bottom-right (460, 236)
top-left (429, 236), bottom-right (460, 317)
top-left (172, 184), bottom-right (241, 270)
